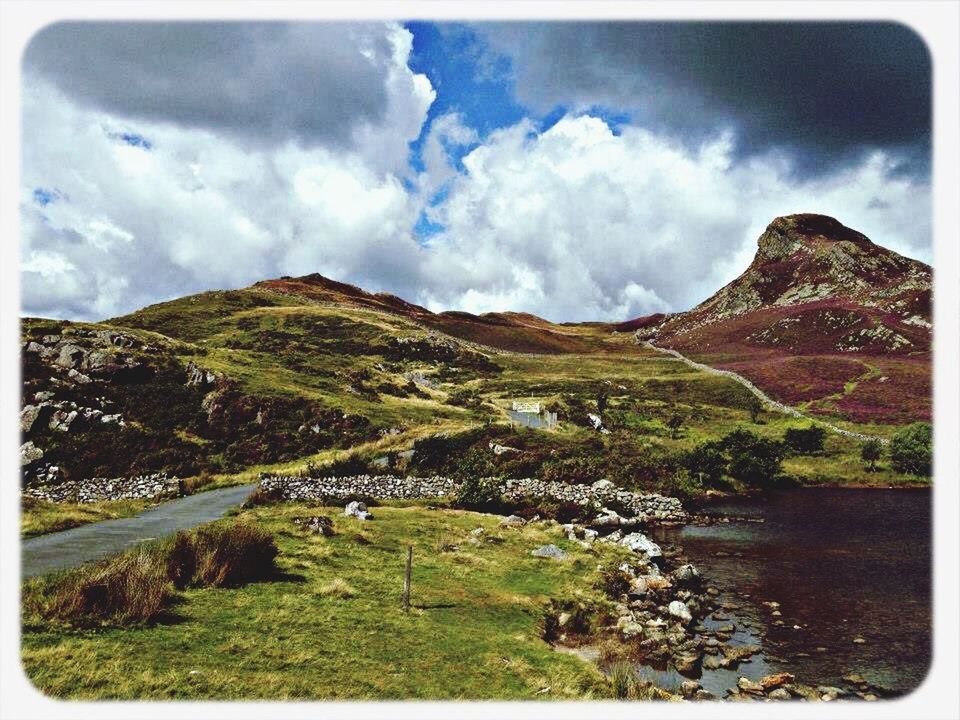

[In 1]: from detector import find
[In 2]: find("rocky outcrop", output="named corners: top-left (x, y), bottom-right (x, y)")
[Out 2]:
top-left (22, 473), bottom-right (180, 503)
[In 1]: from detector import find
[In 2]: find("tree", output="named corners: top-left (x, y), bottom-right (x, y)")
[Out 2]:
top-left (784, 425), bottom-right (827, 455)
top-left (682, 441), bottom-right (726, 487)
top-left (747, 395), bottom-right (763, 424)
top-left (667, 414), bottom-right (684, 439)
top-left (722, 429), bottom-right (786, 487)
top-left (889, 422), bottom-right (932, 476)
top-left (860, 438), bottom-right (883, 472)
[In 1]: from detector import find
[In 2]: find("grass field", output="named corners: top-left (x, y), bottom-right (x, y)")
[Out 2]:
top-left (21, 505), bottom-right (619, 700)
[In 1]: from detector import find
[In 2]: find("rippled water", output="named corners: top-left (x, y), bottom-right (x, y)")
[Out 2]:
top-left (646, 488), bottom-right (931, 696)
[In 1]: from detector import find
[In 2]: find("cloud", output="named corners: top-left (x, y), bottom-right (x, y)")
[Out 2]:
top-left (24, 21), bottom-right (433, 170)
top-left (416, 114), bottom-right (931, 322)
top-left (472, 22), bottom-right (931, 177)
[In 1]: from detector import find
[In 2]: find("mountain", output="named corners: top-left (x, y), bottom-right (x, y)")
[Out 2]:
top-left (624, 214), bottom-right (931, 424)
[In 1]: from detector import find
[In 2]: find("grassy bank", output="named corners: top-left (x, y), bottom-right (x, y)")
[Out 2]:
top-left (21, 496), bottom-right (151, 538)
top-left (21, 505), bottom-right (616, 700)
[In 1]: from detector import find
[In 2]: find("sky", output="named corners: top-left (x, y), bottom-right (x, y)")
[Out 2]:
top-left (20, 21), bottom-right (931, 323)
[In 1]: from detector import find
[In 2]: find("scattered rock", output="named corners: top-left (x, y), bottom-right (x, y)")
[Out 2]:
top-left (760, 673), bottom-right (794, 690)
top-left (343, 500), bottom-right (373, 520)
top-left (531, 544), bottom-right (567, 560)
top-left (20, 405), bottom-right (42, 432)
top-left (680, 679), bottom-right (701, 698)
top-left (737, 677), bottom-right (764, 694)
top-left (852, 636), bottom-right (867, 644)
top-left (620, 532), bottom-right (663, 559)
top-left (293, 515), bottom-right (334, 536)
top-left (768, 688), bottom-right (791, 700)
top-left (499, 515), bottom-right (526, 527)
top-left (20, 441), bottom-right (44, 467)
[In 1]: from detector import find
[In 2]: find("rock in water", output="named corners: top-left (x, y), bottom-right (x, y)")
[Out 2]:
top-left (531, 544), bottom-right (567, 560)
top-left (619, 532), bottom-right (663, 559)
top-left (672, 563), bottom-right (702, 587)
top-left (343, 500), bottom-right (373, 520)
top-left (760, 673), bottom-right (794, 690)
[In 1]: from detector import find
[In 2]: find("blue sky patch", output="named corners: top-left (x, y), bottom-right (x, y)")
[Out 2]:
top-left (108, 130), bottom-right (153, 149)
top-left (32, 187), bottom-right (61, 206)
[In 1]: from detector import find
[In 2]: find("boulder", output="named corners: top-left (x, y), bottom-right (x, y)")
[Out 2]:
top-left (620, 532), bottom-right (663, 559)
top-left (499, 514), bottom-right (526, 528)
top-left (668, 600), bottom-right (693, 624)
top-left (294, 515), bottom-right (334, 536)
top-left (48, 409), bottom-right (78, 432)
top-left (20, 441), bottom-right (44, 467)
top-left (672, 563), bottom-right (702, 587)
top-left (343, 500), bottom-right (373, 520)
top-left (531, 544), bottom-right (567, 560)
top-left (67, 368), bottom-right (93, 384)
top-left (20, 405), bottom-right (41, 433)
top-left (768, 688), bottom-right (791, 700)
top-left (53, 343), bottom-right (85, 369)
top-left (680, 680), bottom-right (701, 698)
top-left (737, 677), bottom-right (764, 694)
top-left (760, 673), bottom-right (794, 690)
top-left (674, 653), bottom-right (700, 674)
top-left (722, 644), bottom-right (761, 662)
top-left (591, 478), bottom-right (615, 491)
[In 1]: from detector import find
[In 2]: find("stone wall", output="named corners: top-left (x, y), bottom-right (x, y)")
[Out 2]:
top-left (258, 474), bottom-right (688, 523)
top-left (23, 473), bottom-right (181, 503)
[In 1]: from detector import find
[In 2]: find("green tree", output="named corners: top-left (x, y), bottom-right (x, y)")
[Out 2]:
top-left (784, 425), bottom-right (827, 455)
top-left (889, 422), bottom-right (932, 476)
top-left (682, 441), bottom-right (726, 487)
top-left (722, 429), bottom-right (786, 487)
top-left (860, 438), bottom-right (883, 472)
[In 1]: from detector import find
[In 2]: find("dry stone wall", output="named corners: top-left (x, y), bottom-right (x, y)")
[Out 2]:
top-left (23, 473), bottom-right (181, 503)
top-left (258, 474), bottom-right (688, 523)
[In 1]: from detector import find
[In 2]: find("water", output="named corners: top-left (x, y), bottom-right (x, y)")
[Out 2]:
top-left (645, 488), bottom-right (931, 696)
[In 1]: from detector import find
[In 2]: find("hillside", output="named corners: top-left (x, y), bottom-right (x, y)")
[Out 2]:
top-left (626, 214), bottom-right (931, 424)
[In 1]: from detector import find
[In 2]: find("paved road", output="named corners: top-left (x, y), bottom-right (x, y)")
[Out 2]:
top-left (21, 483), bottom-right (257, 579)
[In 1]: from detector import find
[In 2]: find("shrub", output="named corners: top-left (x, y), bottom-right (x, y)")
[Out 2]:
top-left (595, 563), bottom-right (632, 598)
top-left (861, 438), bottom-right (883, 472)
top-left (681, 442), bottom-right (726, 487)
top-left (608, 661), bottom-right (636, 700)
top-left (32, 550), bottom-right (173, 627)
top-left (721, 429), bottom-right (786, 487)
top-left (242, 484), bottom-right (285, 508)
top-left (322, 452), bottom-right (373, 477)
top-left (540, 455), bottom-right (602, 485)
top-left (784, 425), bottom-right (827, 455)
top-left (189, 523), bottom-right (279, 587)
top-left (890, 422), bottom-right (932, 476)
top-left (666, 414), bottom-right (683, 439)
top-left (454, 474), bottom-right (503, 511)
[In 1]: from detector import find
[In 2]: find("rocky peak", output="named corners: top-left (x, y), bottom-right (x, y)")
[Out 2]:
top-left (756, 214), bottom-right (873, 263)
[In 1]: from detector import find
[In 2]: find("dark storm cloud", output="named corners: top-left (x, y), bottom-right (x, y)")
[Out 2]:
top-left (475, 22), bottom-right (931, 177)
top-left (23, 22), bottom-right (394, 148)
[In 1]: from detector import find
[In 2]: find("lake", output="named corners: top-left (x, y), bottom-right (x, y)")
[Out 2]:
top-left (642, 487), bottom-right (931, 697)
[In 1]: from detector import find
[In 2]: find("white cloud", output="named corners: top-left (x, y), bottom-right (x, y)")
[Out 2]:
top-left (417, 115), bottom-right (931, 322)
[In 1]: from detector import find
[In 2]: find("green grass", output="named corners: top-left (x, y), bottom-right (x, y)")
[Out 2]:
top-left (21, 505), bottom-right (617, 700)
top-left (21, 497), bottom-right (151, 538)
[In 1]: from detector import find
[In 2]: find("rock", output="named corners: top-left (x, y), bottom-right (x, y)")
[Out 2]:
top-left (48, 409), bottom-right (78, 432)
top-left (817, 685), bottom-right (846, 699)
top-left (760, 673), bottom-right (794, 690)
top-left (294, 515), bottom-right (334, 536)
top-left (499, 515), bottom-right (526, 527)
top-left (617, 618), bottom-right (644, 639)
top-left (469, 527), bottom-right (485, 538)
top-left (737, 677), bottom-right (764, 694)
top-left (488, 443), bottom-right (518, 456)
top-left (722, 644), bottom-right (760, 662)
top-left (694, 689), bottom-right (714, 700)
top-left (185, 361), bottom-right (219, 388)
top-left (703, 654), bottom-right (723, 670)
top-left (672, 563), bottom-right (702, 587)
top-left (717, 623), bottom-right (735, 633)
top-left (557, 612), bottom-right (571, 627)
top-left (20, 441), bottom-right (44, 466)
top-left (591, 479), bottom-right (615, 491)
top-left (842, 673), bottom-right (866, 685)
top-left (531, 544), bottom-right (567, 560)
top-left (768, 688), bottom-right (791, 700)
top-left (627, 577), bottom-right (649, 597)
top-left (20, 405), bottom-right (41, 432)
top-left (343, 500), bottom-right (373, 520)
top-left (620, 532), bottom-right (663, 559)
top-left (680, 679), bottom-right (701, 698)
top-left (66, 368), bottom-right (93, 384)
top-left (668, 600), bottom-right (693, 624)
top-left (53, 343), bottom-right (85, 369)
top-left (674, 654), bottom-right (700, 673)
top-left (852, 636), bottom-right (867, 644)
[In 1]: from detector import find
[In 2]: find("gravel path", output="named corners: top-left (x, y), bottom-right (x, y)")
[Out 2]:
top-left (640, 340), bottom-right (887, 444)
top-left (21, 483), bottom-right (257, 578)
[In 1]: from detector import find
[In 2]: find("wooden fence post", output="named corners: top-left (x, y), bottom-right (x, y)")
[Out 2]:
top-left (403, 545), bottom-right (412, 612)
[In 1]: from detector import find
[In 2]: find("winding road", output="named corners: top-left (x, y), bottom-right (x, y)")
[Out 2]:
top-left (21, 483), bottom-right (256, 578)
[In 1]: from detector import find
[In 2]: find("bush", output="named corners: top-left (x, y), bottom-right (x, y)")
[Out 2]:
top-left (784, 425), bottom-right (827, 455)
top-left (30, 550), bottom-right (173, 627)
top-left (721, 429), bottom-right (786, 487)
top-left (26, 521), bottom-right (280, 628)
top-left (540, 455), bottom-right (602, 485)
top-left (861, 438), bottom-right (883, 472)
top-left (595, 563), bottom-right (632, 598)
top-left (890, 422), bottom-right (932, 476)
top-left (242, 485), bottom-right (285, 508)
top-left (681, 442), bottom-right (726, 487)
top-left (454, 474), bottom-right (503, 511)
